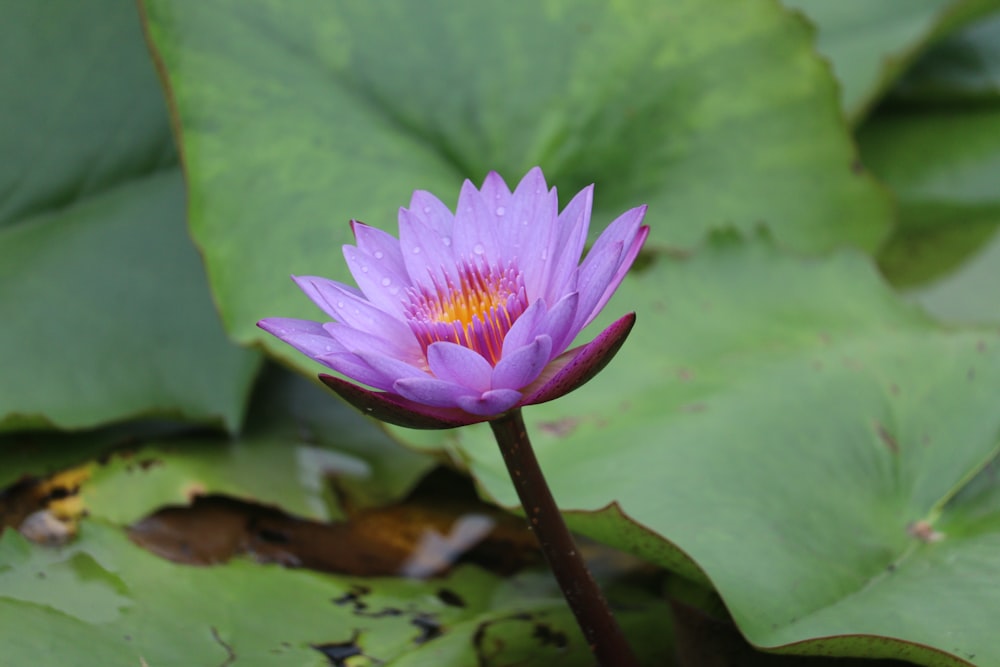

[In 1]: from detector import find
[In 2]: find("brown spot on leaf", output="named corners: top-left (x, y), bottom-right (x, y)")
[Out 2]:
top-left (875, 422), bottom-right (899, 455)
top-left (907, 520), bottom-right (944, 543)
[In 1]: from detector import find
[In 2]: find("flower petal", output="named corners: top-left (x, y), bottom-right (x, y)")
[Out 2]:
top-left (294, 275), bottom-right (416, 343)
top-left (543, 184), bottom-right (592, 303)
top-left (427, 341), bottom-right (493, 393)
top-left (319, 374), bottom-right (481, 429)
top-left (398, 207), bottom-right (459, 289)
top-left (453, 178), bottom-right (501, 263)
top-left (322, 322), bottom-right (422, 367)
top-left (523, 313), bottom-right (636, 406)
top-left (455, 389), bottom-right (523, 416)
top-left (492, 335), bottom-right (553, 390)
top-left (500, 298), bottom-right (548, 356)
top-left (408, 190), bottom-right (455, 235)
top-left (393, 376), bottom-right (479, 407)
top-left (570, 240), bottom-right (623, 336)
top-left (316, 351), bottom-right (395, 390)
top-left (343, 244), bottom-right (411, 316)
top-left (257, 317), bottom-right (344, 360)
top-left (351, 220), bottom-right (407, 276)
top-left (541, 291), bottom-right (581, 354)
top-left (585, 223), bottom-right (649, 329)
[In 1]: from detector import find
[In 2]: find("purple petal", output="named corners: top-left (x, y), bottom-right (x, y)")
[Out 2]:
top-left (453, 178), bottom-right (501, 263)
top-left (492, 335), bottom-right (553, 390)
top-left (316, 351), bottom-right (395, 390)
top-left (294, 275), bottom-right (416, 345)
top-left (353, 349), bottom-right (429, 387)
top-left (397, 207), bottom-right (459, 289)
top-left (570, 240), bottom-right (623, 336)
top-left (543, 184), bottom-right (592, 304)
top-left (455, 389), bottom-right (523, 416)
top-left (500, 298), bottom-right (548, 356)
top-left (408, 190), bottom-right (455, 235)
top-left (351, 221), bottom-right (407, 276)
top-left (427, 341), bottom-right (493, 392)
top-left (510, 171), bottom-right (559, 297)
top-left (319, 374), bottom-right (482, 429)
top-left (393, 376), bottom-right (479, 407)
top-left (539, 291), bottom-right (580, 354)
top-left (585, 223), bottom-right (649, 329)
top-left (322, 322), bottom-right (422, 367)
top-left (258, 317), bottom-right (345, 360)
top-left (343, 244), bottom-right (411, 317)
top-left (523, 313), bottom-right (636, 406)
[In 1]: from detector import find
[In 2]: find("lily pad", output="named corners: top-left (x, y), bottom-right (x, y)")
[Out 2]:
top-left (0, 520), bottom-right (676, 666)
top-left (781, 0), bottom-right (1000, 121)
top-left (140, 0), bottom-right (891, 353)
top-left (0, 0), bottom-right (260, 431)
top-left (404, 234), bottom-right (1000, 665)
top-left (860, 106), bottom-right (1000, 324)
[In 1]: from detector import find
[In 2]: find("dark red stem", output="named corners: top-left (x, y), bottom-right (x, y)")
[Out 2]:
top-left (489, 408), bottom-right (641, 667)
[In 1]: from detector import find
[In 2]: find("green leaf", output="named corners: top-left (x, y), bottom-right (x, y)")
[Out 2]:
top-left (0, 521), bottom-right (676, 666)
top-left (893, 11), bottom-right (1000, 103)
top-left (140, 0), bottom-right (891, 352)
top-left (0, 0), bottom-right (260, 431)
top-left (402, 234), bottom-right (1000, 665)
top-left (82, 367), bottom-right (436, 524)
top-left (782, 0), bottom-right (1000, 121)
top-left (860, 106), bottom-right (1000, 324)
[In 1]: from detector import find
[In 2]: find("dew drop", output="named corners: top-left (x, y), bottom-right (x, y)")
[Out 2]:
top-left (337, 301), bottom-right (345, 309)
top-left (423, 206), bottom-right (432, 214)
top-left (412, 246), bottom-right (421, 254)
top-left (374, 251), bottom-right (384, 259)
top-left (324, 345), bottom-right (333, 352)
top-left (495, 206), bottom-right (505, 217)
top-left (381, 277), bottom-right (392, 286)
top-left (540, 249), bottom-right (548, 260)
top-left (361, 265), bottom-right (369, 273)
top-left (442, 236), bottom-right (452, 247)
top-left (473, 243), bottom-right (485, 255)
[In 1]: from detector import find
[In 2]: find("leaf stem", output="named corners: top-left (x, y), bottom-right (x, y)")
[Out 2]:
top-left (489, 408), bottom-right (640, 667)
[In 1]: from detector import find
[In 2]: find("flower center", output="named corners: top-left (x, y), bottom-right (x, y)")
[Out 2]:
top-left (405, 260), bottom-right (528, 366)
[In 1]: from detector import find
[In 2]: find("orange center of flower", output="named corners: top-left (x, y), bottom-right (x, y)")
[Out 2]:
top-left (405, 260), bottom-right (528, 366)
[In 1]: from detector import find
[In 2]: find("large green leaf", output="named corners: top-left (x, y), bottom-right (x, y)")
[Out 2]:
top-left (782, 0), bottom-right (1000, 121)
top-left (893, 11), bottom-right (1000, 102)
top-left (0, 0), bottom-right (260, 431)
top-left (82, 367), bottom-right (436, 524)
top-left (400, 235), bottom-right (1000, 665)
top-left (860, 106), bottom-right (1000, 324)
top-left (141, 0), bottom-right (891, 352)
top-left (0, 520), bottom-right (675, 666)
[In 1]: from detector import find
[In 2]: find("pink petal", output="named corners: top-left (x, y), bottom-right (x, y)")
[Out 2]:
top-left (492, 335), bottom-right (553, 391)
top-left (543, 184), bottom-right (592, 304)
top-left (257, 317), bottom-right (344, 360)
top-left (343, 244), bottom-right (411, 317)
top-left (541, 291), bottom-right (580, 354)
top-left (427, 341), bottom-right (493, 392)
top-left (585, 224), bottom-right (649, 329)
top-left (523, 313), bottom-right (636, 406)
top-left (393, 376), bottom-right (479, 407)
top-left (456, 388), bottom-right (523, 416)
top-left (351, 221), bottom-right (406, 276)
top-left (408, 190), bottom-right (455, 235)
top-left (500, 298), bottom-right (548, 356)
top-left (570, 240), bottom-right (623, 336)
top-left (319, 374), bottom-right (482, 429)
top-left (397, 207), bottom-right (459, 289)
top-left (453, 178), bottom-right (501, 263)
top-left (294, 275), bottom-right (415, 345)
top-left (322, 322), bottom-right (422, 367)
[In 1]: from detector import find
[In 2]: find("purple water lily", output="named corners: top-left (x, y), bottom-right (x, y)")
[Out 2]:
top-left (259, 167), bottom-right (648, 428)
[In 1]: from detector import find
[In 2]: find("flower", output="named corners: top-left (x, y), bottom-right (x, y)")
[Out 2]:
top-left (259, 167), bottom-right (648, 428)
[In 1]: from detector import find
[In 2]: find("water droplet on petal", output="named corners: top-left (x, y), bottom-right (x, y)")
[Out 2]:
top-left (337, 301), bottom-right (345, 309)
top-left (540, 249), bottom-right (548, 260)
top-left (423, 206), bottom-right (432, 214)
top-left (442, 236), bottom-right (452, 246)
top-left (381, 277), bottom-right (391, 286)
top-left (412, 246), bottom-right (421, 254)
top-left (361, 265), bottom-right (369, 273)
top-left (374, 251), bottom-right (384, 259)
top-left (495, 206), bottom-right (505, 216)
top-left (473, 243), bottom-right (485, 255)
top-left (325, 345), bottom-right (333, 352)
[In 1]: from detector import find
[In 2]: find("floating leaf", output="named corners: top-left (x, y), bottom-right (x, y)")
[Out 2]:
top-left (402, 234), bottom-right (1000, 665)
top-left (0, 0), bottom-right (260, 431)
top-left (140, 0), bottom-right (891, 357)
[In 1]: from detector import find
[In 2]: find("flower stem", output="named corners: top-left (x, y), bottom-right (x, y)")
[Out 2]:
top-left (489, 408), bottom-right (641, 667)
